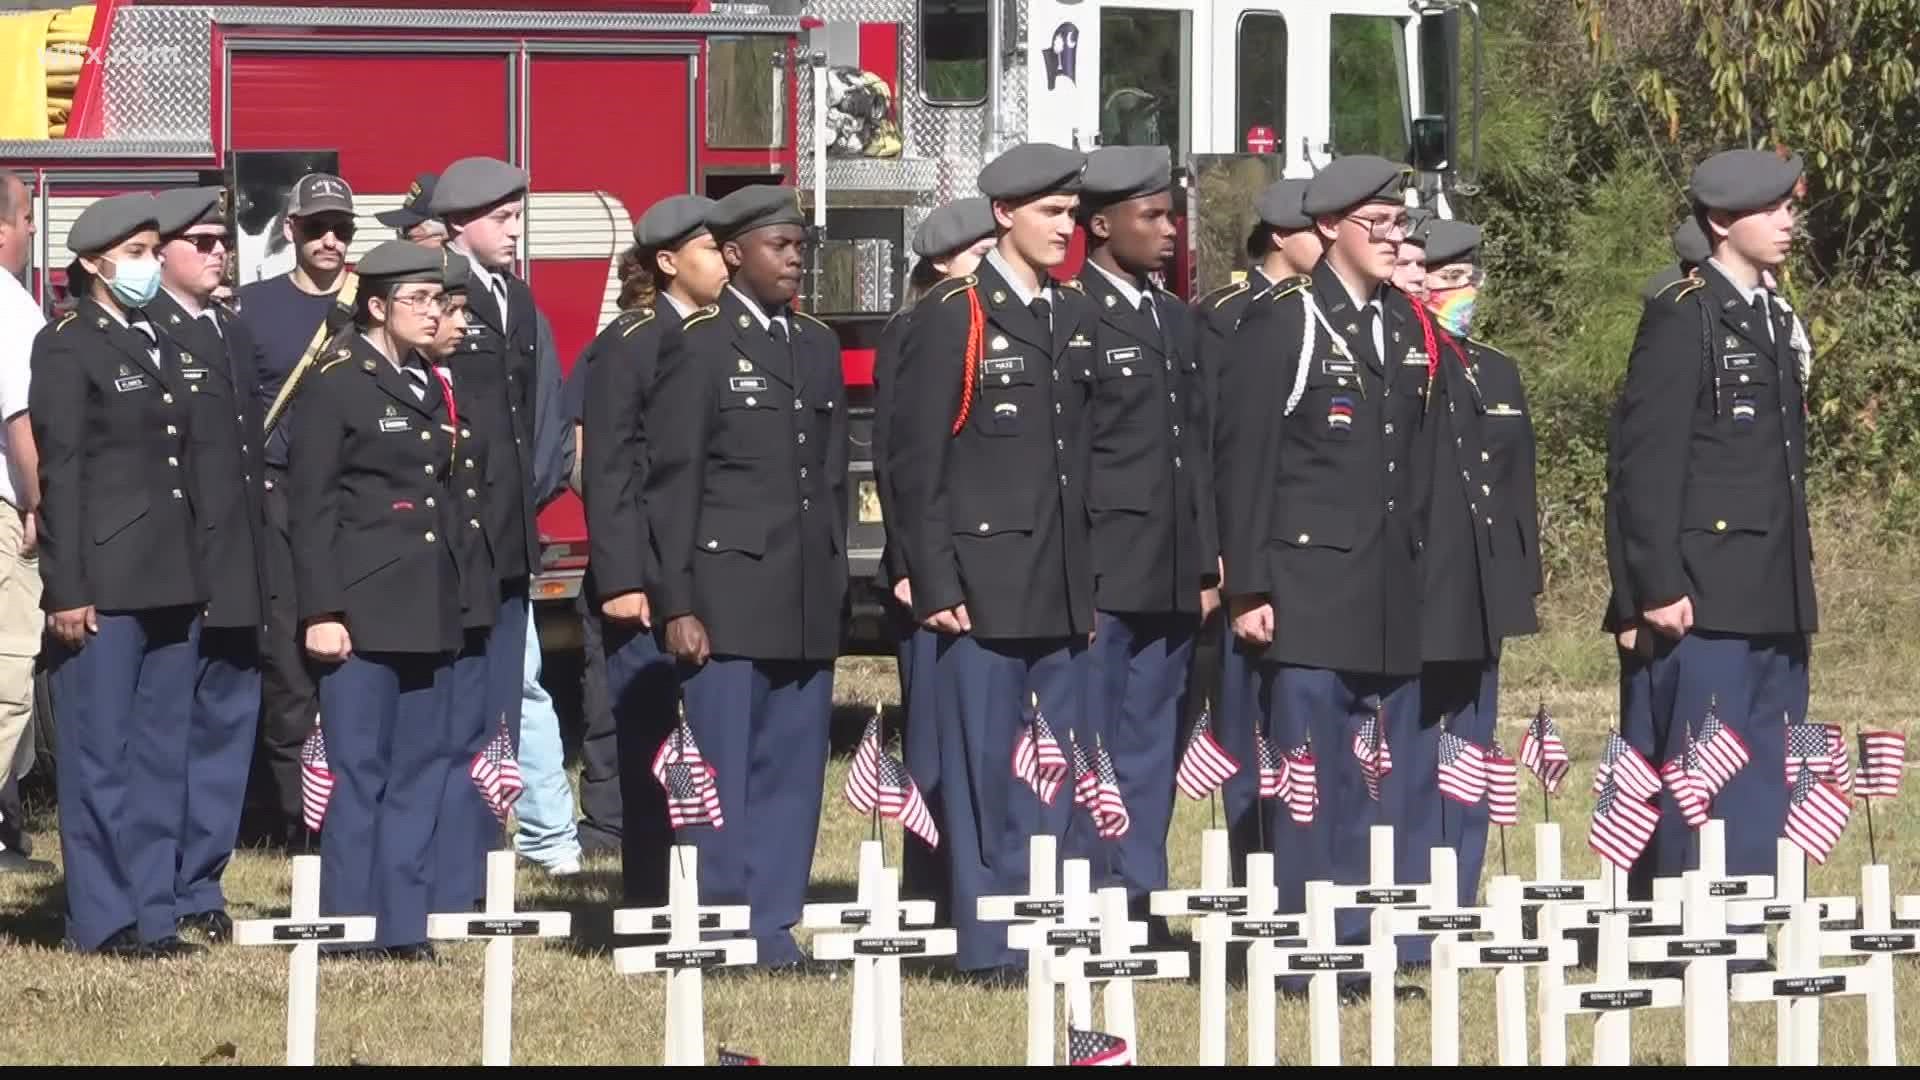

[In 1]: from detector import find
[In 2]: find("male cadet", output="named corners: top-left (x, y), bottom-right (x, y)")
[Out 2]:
top-left (376, 172), bottom-right (445, 247)
top-left (235, 172), bottom-right (356, 847)
top-left (1410, 220), bottom-right (1540, 908)
top-left (582, 193), bottom-right (719, 907)
top-left (1073, 146), bottom-right (1214, 925)
top-left (1641, 218), bottom-right (1710, 301)
top-left (1607, 150), bottom-right (1813, 889)
top-left (0, 169), bottom-right (45, 872)
top-left (1191, 176), bottom-right (1321, 886)
top-left (1215, 155), bottom-right (1429, 957)
top-left (645, 185), bottom-right (847, 969)
top-left (889, 143), bottom-right (1098, 979)
top-left (149, 187), bottom-right (266, 943)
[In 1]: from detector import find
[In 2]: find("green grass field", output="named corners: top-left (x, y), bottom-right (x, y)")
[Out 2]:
top-left (2, 636), bottom-right (1918, 1065)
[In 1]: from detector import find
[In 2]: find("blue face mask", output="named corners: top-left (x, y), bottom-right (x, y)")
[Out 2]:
top-left (104, 254), bottom-right (161, 308)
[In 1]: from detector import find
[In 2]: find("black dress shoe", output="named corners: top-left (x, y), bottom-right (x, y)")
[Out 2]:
top-left (385, 942), bottom-right (439, 963)
top-left (88, 926), bottom-right (147, 957)
top-left (177, 910), bottom-right (234, 944)
top-left (0, 850), bottom-right (53, 874)
top-left (144, 935), bottom-right (210, 958)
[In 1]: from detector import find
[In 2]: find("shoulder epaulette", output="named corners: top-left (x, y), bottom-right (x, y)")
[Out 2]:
top-left (1058, 278), bottom-right (1085, 293)
top-left (1203, 280), bottom-right (1249, 310)
top-left (618, 308), bottom-right (656, 337)
top-left (54, 312), bottom-right (77, 332)
top-left (681, 305), bottom-right (721, 331)
top-left (792, 309), bottom-right (830, 332)
top-left (1270, 275), bottom-right (1311, 302)
top-left (318, 346), bottom-right (353, 374)
top-left (1672, 278), bottom-right (1706, 302)
top-left (933, 275), bottom-right (977, 304)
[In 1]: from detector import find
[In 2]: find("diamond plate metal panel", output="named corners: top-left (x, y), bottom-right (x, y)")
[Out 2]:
top-left (208, 6), bottom-right (802, 34)
top-left (0, 138), bottom-right (210, 160)
top-left (101, 6), bottom-right (212, 142)
top-left (853, 238), bottom-right (893, 310)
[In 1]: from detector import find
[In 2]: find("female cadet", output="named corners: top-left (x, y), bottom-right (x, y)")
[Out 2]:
top-left (288, 239), bottom-right (466, 957)
top-left (579, 193), bottom-right (728, 907)
top-left (871, 197), bottom-right (996, 905)
top-left (34, 193), bottom-right (207, 957)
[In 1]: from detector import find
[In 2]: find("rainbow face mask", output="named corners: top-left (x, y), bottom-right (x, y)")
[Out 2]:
top-left (1427, 285), bottom-right (1478, 338)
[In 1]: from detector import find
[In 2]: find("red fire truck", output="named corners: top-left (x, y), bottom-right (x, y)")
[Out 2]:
top-left (0, 0), bottom-right (1478, 659)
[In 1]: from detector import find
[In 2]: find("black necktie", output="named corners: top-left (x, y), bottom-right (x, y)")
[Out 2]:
top-left (1030, 297), bottom-right (1051, 331)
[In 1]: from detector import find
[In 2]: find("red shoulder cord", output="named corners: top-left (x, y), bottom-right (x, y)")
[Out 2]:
top-left (948, 288), bottom-right (986, 436)
top-left (1405, 293), bottom-right (1471, 388)
top-left (428, 363), bottom-right (459, 463)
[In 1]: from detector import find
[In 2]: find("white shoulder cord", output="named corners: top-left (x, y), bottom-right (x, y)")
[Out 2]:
top-left (1284, 292), bottom-right (1348, 416)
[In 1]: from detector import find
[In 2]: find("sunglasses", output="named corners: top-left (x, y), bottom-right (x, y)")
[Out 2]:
top-left (177, 233), bottom-right (228, 255)
top-left (297, 217), bottom-right (356, 243)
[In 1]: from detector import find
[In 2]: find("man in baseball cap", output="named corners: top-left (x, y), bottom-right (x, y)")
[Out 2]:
top-left (376, 172), bottom-right (445, 247)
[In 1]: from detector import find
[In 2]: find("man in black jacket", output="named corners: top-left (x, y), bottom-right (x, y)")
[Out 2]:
top-left (645, 185), bottom-right (847, 968)
top-left (1606, 149), bottom-right (1813, 887)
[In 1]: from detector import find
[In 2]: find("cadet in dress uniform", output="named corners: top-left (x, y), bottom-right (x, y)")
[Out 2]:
top-left (873, 197), bottom-right (997, 910)
top-left (1410, 221), bottom-right (1541, 908)
top-left (1191, 178), bottom-right (1322, 888)
top-left (429, 157), bottom-right (544, 745)
top-left (887, 143), bottom-right (1099, 977)
top-left (1641, 218), bottom-right (1711, 301)
top-left (289, 240), bottom-right (467, 957)
top-left (580, 193), bottom-right (728, 907)
top-left (149, 186), bottom-right (267, 943)
top-left (1072, 146), bottom-right (1215, 918)
top-left (1607, 150), bottom-right (1814, 888)
top-left (35, 194), bottom-right (207, 957)
top-left (645, 186), bottom-right (847, 968)
top-left (1215, 156), bottom-right (1429, 953)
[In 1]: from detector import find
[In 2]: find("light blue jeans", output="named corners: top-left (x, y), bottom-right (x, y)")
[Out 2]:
top-left (513, 604), bottom-right (582, 867)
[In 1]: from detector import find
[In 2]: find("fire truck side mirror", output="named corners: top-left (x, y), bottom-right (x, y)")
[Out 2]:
top-left (1410, 116), bottom-right (1449, 173)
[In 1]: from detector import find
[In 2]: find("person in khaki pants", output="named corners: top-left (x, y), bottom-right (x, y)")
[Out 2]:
top-left (0, 169), bottom-right (48, 873)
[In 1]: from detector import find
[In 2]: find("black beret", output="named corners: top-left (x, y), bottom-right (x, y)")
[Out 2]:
top-left (376, 172), bottom-right (439, 228)
top-left (430, 156), bottom-right (529, 217)
top-left (912, 197), bottom-right (997, 257)
top-left (67, 192), bottom-right (161, 255)
top-left (637, 194), bottom-right (716, 249)
top-left (1080, 146), bottom-right (1171, 209)
top-left (1421, 220), bottom-right (1481, 265)
top-left (441, 249), bottom-right (471, 294)
top-left (1672, 217), bottom-right (1710, 264)
top-left (1688, 149), bottom-right (1802, 212)
top-left (1254, 178), bottom-right (1313, 231)
top-left (355, 239), bottom-right (444, 285)
top-left (705, 185), bottom-right (806, 244)
top-left (1402, 206), bottom-right (1437, 245)
top-left (977, 142), bottom-right (1086, 201)
top-left (1301, 154), bottom-right (1408, 216)
top-left (154, 186), bottom-right (224, 239)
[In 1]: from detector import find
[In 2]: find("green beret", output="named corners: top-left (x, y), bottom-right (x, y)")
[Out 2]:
top-left (977, 142), bottom-right (1085, 201)
top-left (705, 185), bottom-right (806, 244)
top-left (1080, 146), bottom-right (1171, 210)
top-left (1254, 179), bottom-right (1313, 231)
top-left (1421, 220), bottom-right (1481, 265)
top-left (1689, 149), bottom-right (1802, 212)
top-left (637, 194), bottom-right (716, 249)
top-left (355, 239), bottom-right (444, 285)
top-left (1672, 218), bottom-right (1710, 264)
top-left (154, 187), bottom-right (224, 240)
top-left (430, 156), bottom-right (529, 217)
top-left (67, 193), bottom-right (161, 255)
top-left (912, 197), bottom-right (996, 257)
top-left (1301, 155), bottom-right (1408, 217)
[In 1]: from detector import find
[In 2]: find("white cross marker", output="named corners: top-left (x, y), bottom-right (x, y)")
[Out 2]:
top-left (425, 850), bottom-right (573, 1066)
top-left (1048, 885), bottom-right (1191, 1059)
top-left (808, 841), bottom-right (957, 1066)
top-left (1314, 825), bottom-right (1433, 1065)
top-left (1270, 879), bottom-right (1398, 1066)
top-left (611, 846), bottom-right (758, 1065)
top-left (1539, 907), bottom-right (1683, 1066)
top-left (1430, 876), bottom-right (1579, 1066)
top-left (1628, 868), bottom-right (1768, 1065)
top-left (1147, 828), bottom-right (1250, 1066)
top-left (1002, 855), bottom-right (1133, 1064)
top-left (1724, 837), bottom-right (1859, 928)
top-left (977, 836), bottom-right (1075, 1065)
top-left (1227, 851), bottom-right (1304, 1066)
top-left (232, 855), bottom-right (377, 1067)
top-left (1812, 863), bottom-right (1920, 1066)
top-left (1733, 902), bottom-right (1876, 1065)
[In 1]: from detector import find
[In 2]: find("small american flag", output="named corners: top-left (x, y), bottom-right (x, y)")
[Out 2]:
top-left (1824, 724), bottom-right (1854, 796)
top-left (1174, 706), bottom-right (1240, 800)
top-left (1073, 738), bottom-right (1130, 839)
top-left (469, 714), bottom-right (524, 824)
top-left (1068, 1025), bottom-right (1133, 1066)
top-left (1352, 709), bottom-right (1392, 802)
top-left (300, 727), bottom-right (333, 833)
top-left (1784, 719), bottom-right (1835, 786)
top-left (1587, 769), bottom-right (1659, 874)
top-left (717, 1047), bottom-right (763, 1066)
top-left (1660, 725), bottom-right (1711, 829)
top-left (1856, 731), bottom-right (1908, 800)
top-left (1485, 742), bottom-right (1518, 828)
top-left (1593, 731), bottom-right (1662, 802)
top-left (1694, 698), bottom-right (1750, 795)
top-left (1518, 702), bottom-right (1570, 793)
top-left (1436, 730), bottom-right (1488, 806)
top-left (1783, 763), bottom-right (1851, 864)
top-left (1285, 744), bottom-right (1318, 824)
top-left (1256, 734), bottom-right (1290, 800)
top-left (653, 718), bottom-right (724, 829)
top-left (1012, 705), bottom-right (1070, 805)
top-left (846, 712), bottom-right (939, 847)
